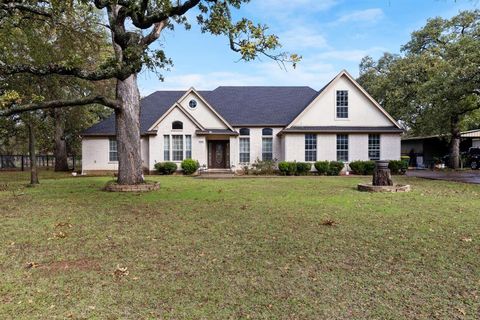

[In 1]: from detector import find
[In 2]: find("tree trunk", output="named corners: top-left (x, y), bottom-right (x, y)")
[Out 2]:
top-left (372, 160), bottom-right (393, 186)
top-left (449, 119), bottom-right (461, 169)
top-left (28, 124), bottom-right (39, 185)
top-left (54, 109), bottom-right (70, 171)
top-left (115, 74), bottom-right (144, 185)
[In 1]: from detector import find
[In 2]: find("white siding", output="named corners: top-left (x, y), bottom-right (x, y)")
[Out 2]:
top-left (81, 137), bottom-right (118, 172)
top-left (178, 92), bottom-right (227, 129)
top-left (283, 133), bottom-right (401, 163)
top-left (380, 133), bottom-right (401, 160)
top-left (317, 134), bottom-right (337, 161)
top-left (291, 75), bottom-right (394, 127)
top-left (232, 127), bottom-right (283, 166)
top-left (141, 137), bottom-right (149, 170)
top-left (149, 107), bottom-right (207, 170)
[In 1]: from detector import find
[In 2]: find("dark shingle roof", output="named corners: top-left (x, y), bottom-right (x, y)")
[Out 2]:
top-left (202, 86), bottom-right (318, 126)
top-left (84, 86), bottom-right (400, 136)
top-left (82, 91), bottom-right (186, 136)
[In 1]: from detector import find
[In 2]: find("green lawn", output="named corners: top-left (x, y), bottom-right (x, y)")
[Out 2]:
top-left (1, 171), bottom-right (479, 319)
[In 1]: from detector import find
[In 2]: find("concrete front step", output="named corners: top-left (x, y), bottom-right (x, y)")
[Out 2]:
top-left (197, 169), bottom-right (235, 178)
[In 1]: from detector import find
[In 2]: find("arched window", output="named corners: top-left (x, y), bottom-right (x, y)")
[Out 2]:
top-left (262, 128), bottom-right (273, 136)
top-left (172, 121), bottom-right (183, 130)
top-left (239, 128), bottom-right (250, 136)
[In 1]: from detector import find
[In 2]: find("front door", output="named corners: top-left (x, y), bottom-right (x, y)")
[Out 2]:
top-left (208, 141), bottom-right (229, 168)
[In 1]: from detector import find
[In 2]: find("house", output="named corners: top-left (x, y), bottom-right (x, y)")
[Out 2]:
top-left (81, 70), bottom-right (402, 174)
top-left (401, 129), bottom-right (480, 168)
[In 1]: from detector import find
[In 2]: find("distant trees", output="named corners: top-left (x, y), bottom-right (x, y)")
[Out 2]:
top-left (359, 10), bottom-right (480, 169)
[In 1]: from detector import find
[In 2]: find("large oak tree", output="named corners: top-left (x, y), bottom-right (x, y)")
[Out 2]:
top-left (0, 0), bottom-right (299, 184)
top-left (358, 10), bottom-right (480, 168)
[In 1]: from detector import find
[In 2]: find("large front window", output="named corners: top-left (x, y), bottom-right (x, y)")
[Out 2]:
top-left (172, 135), bottom-right (183, 161)
top-left (305, 134), bottom-right (317, 162)
top-left (239, 138), bottom-right (250, 163)
top-left (336, 90), bottom-right (348, 119)
top-left (163, 135), bottom-right (170, 161)
top-left (185, 135), bottom-right (192, 159)
top-left (262, 138), bottom-right (273, 161)
top-left (262, 128), bottom-right (273, 161)
top-left (368, 134), bottom-right (380, 160)
top-left (336, 134), bottom-right (349, 162)
top-left (109, 138), bottom-right (118, 162)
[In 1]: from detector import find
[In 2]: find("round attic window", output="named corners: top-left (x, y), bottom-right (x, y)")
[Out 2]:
top-left (189, 99), bottom-right (197, 109)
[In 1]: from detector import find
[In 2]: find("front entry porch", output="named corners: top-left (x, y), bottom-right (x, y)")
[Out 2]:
top-left (207, 140), bottom-right (230, 169)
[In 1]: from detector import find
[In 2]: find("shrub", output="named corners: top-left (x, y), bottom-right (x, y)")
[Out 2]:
top-left (181, 159), bottom-right (199, 175)
top-left (154, 161), bottom-right (177, 175)
top-left (327, 161), bottom-right (344, 176)
top-left (251, 158), bottom-right (277, 175)
top-left (401, 156), bottom-right (410, 168)
top-left (388, 160), bottom-right (407, 175)
top-left (278, 161), bottom-right (297, 176)
top-left (295, 162), bottom-right (312, 175)
top-left (314, 161), bottom-right (330, 175)
top-left (349, 160), bottom-right (375, 175)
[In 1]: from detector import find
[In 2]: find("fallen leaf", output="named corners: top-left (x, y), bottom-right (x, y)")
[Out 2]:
top-left (113, 265), bottom-right (129, 278)
top-left (53, 231), bottom-right (67, 239)
top-left (26, 262), bottom-right (40, 269)
top-left (321, 219), bottom-right (337, 226)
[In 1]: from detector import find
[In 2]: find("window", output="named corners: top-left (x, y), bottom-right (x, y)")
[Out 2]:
top-left (172, 135), bottom-right (183, 161)
top-left (172, 121), bottom-right (183, 130)
top-left (336, 134), bottom-right (349, 162)
top-left (305, 134), bottom-right (317, 162)
top-left (336, 90), bottom-right (348, 119)
top-left (368, 134), bottom-right (380, 160)
top-left (239, 138), bottom-right (250, 163)
top-left (109, 138), bottom-right (118, 162)
top-left (261, 128), bottom-right (273, 161)
top-left (262, 138), bottom-right (273, 161)
top-left (163, 135), bottom-right (170, 161)
top-left (185, 135), bottom-right (192, 159)
top-left (189, 99), bottom-right (197, 109)
top-left (262, 128), bottom-right (273, 136)
top-left (239, 128), bottom-right (250, 136)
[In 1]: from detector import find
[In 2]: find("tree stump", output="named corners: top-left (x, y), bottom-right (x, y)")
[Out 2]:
top-left (372, 160), bottom-right (393, 186)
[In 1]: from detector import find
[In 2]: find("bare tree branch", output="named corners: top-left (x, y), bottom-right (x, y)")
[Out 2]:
top-left (129, 0), bottom-right (201, 29)
top-left (141, 20), bottom-right (168, 46)
top-left (0, 95), bottom-right (120, 117)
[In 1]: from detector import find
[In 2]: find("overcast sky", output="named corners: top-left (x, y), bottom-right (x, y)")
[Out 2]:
top-left (138, 0), bottom-right (478, 95)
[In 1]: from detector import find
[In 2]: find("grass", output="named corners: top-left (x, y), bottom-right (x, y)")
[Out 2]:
top-left (0, 170), bottom-right (479, 319)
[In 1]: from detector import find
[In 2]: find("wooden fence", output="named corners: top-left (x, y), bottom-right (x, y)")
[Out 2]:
top-left (0, 155), bottom-right (81, 171)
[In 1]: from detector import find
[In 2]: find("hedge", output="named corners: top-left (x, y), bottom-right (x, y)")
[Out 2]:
top-left (349, 160), bottom-right (375, 175)
top-left (154, 161), bottom-right (177, 175)
top-left (314, 161), bottom-right (344, 176)
top-left (296, 162), bottom-right (312, 175)
top-left (181, 159), bottom-right (200, 175)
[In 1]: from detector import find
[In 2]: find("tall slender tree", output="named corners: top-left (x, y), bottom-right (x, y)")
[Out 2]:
top-left (0, 0), bottom-right (300, 185)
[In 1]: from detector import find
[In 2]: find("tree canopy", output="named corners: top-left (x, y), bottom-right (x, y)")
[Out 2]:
top-left (1, 1), bottom-right (300, 184)
top-left (358, 10), bottom-right (480, 168)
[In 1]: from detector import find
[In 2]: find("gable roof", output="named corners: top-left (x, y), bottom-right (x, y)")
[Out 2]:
top-left (286, 70), bottom-right (401, 129)
top-left (81, 71), bottom-right (400, 136)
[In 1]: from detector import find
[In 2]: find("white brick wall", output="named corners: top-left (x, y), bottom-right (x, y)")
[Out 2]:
top-left (283, 133), bottom-right (401, 163)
